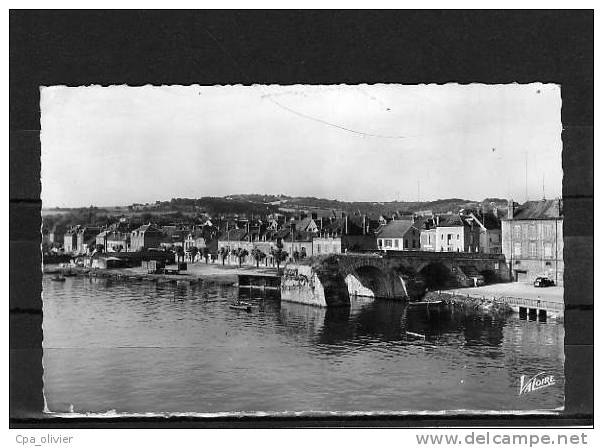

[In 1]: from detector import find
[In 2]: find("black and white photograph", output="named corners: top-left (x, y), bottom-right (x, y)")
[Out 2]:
top-left (39, 83), bottom-right (565, 416)
top-left (8, 9), bottom-right (593, 440)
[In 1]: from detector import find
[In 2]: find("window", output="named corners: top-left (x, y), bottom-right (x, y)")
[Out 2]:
top-left (544, 243), bottom-right (553, 258)
top-left (544, 224), bottom-right (553, 238)
top-left (513, 225), bottom-right (521, 239)
top-left (529, 224), bottom-right (537, 239)
top-left (377, 239), bottom-right (382, 248)
top-left (404, 239), bottom-right (408, 248)
top-left (447, 234), bottom-right (452, 241)
top-left (385, 239), bottom-right (392, 248)
top-left (412, 240), bottom-right (417, 248)
top-left (513, 242), bottom-right (521, 256)
top-left (317, 244), bottom-right (321, 253)
top-left (529, 242), bottom-right (537, 258)
top-left (394, 239), bottom-right (399, 248)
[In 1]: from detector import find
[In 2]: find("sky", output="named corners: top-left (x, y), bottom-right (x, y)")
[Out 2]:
top-left (40, 83), bottom-right (563, 208)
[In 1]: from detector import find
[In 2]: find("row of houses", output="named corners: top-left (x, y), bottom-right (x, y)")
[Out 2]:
top-left (376, 212), bottom-right (501, 254)
top-left (54, 198), bottom-right (563, 285)
top-left (62, 221), bottom-right (215, 259)
top-left (215, 199), bottom-right (564, 285)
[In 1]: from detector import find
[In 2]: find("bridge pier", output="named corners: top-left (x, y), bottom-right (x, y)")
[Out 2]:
top-left (281, 259), bottom-right (411, 307)
top-left (281, 264), bottom-right (350, 307)
top-left (280, 252), bottom-right (512, 307)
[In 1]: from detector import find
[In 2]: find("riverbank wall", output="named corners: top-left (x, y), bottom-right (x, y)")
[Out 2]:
top-left (424, 291), bottom-right (514, 317)
top-left (423, 290), bottom-right (563, 319)
top-left (43, 265), bottom-right (239, 287)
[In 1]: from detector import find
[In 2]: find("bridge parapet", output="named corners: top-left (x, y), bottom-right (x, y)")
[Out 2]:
top-left (281, 252), bottom-right (510, 307)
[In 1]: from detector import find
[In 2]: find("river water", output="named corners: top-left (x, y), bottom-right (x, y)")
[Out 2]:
top-left (42, 275), bottom-right (564, 415)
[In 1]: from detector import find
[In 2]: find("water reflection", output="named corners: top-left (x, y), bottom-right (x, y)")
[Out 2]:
top-left (43, 276), bottom-right (565, 414)
top-left (276, 296), bottom-right (509, 350)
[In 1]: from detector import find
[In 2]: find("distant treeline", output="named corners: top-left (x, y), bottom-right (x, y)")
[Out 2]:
top-left (42, 195), bottom-right (509, 229)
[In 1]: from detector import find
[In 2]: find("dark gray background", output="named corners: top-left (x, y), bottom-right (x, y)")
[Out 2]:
top-left (9, 10), bottom-right (593, 427)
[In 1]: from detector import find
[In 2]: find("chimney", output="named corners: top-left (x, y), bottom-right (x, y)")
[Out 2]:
top-left (345, 215), bottom-right (348, 235)
top-left (362, 215), bottom-right (366, 235)
top-left (507, 199), bottom-right (514, 220)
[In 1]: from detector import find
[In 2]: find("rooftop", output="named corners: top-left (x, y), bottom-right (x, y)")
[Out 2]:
top-left (376, 219), bottom-right (416, 238)
top-left (510, 199), bottom-right (563, 220)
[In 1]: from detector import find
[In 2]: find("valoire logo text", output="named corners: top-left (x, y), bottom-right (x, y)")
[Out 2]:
top-left (519, 372), bottom-right (555, 395)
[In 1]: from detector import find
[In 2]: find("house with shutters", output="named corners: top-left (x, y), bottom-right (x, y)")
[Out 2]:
top-left (501, 199), bottom-right (563, 285)
top-left (63, 227), bottom-right (79, 253)
top-left (419, 214), bottom-right (482, 253)
top-left (376, 219), bottom-right (421, 251)
top-left (130, 224), bottom-right (164, 251)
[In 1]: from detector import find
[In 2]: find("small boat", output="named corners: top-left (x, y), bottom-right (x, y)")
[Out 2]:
top-left (51, 276), bottom-right (66, 282)
top-left (406, 331), bottom-right (426, 339)
top-left (229, 303), bottom-right (252, 312)
top-left (408, 300), bottom-right (443, 309)
top-left (238, 300), bottom-right (259, 307)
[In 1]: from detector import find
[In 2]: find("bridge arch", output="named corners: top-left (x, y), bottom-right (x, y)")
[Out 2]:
top-left (417, 261), bottom-right (455, 290)
top-left (345, 265), bottom-right (393, 298)
top-left (337, 257), bottom-right (408, 299)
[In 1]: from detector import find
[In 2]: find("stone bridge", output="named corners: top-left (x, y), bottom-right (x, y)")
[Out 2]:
top-left (280, 251), bottom-right (510, 307)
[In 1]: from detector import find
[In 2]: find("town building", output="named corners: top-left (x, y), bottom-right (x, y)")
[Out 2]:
top-left (63, 227), bottom-right (78, 253)
top-left (467, 212), bottom-right (502, 254)
top-left (501, 199), bottom-right (563, 285)
top-left (184, 230), bottom-right (207, 261)
top-left (76, 226), bottom-right (101, 254)
top-left (314, 217), bottom-right (376, 255)
top-left (95, 221), bottom-right (132, 253)
top-left (291, 217), bottom-right (320, 233)
top-left (376, 219), bottom-right (421, 251)
top-left (105, 231), bottom-right (131, 252)
top-left (49, 224), bottom-right (66, 245)
top-left (419, 214), bottom-right (481, 252)
top-left (184, 230), bottom-right (207, 251)
top-left (130, 224), bottom-right (164, 251)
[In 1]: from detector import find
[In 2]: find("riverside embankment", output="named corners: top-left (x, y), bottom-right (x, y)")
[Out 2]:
top-left (423, 282), bottom-right (564, 319)
top-left (43, 262), bottom-right (279, 287)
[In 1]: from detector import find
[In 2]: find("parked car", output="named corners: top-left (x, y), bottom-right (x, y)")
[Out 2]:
top-left (534, 276), bottom-right (555, 287)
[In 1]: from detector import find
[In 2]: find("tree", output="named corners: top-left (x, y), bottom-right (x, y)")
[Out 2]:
top-left (175, 246), bottom-right (185, 263)
top-left (218, 247), bottom-right (229, 265)
top-left (271, 240), bottom-right (288, 274)
top-left (189, 246), bottom-right (199, 263)
top-left (202, 247), bottom-right (210, 264)
top-left (234, 248), bottom-right (249, 268)
top-left (251, 248), bottom-right (266, 268)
